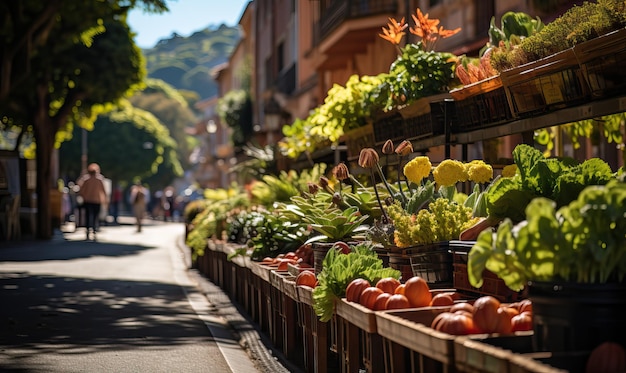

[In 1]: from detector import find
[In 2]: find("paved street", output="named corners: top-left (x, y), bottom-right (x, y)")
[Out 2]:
top-left (0, 218), bottom-right (269, 373)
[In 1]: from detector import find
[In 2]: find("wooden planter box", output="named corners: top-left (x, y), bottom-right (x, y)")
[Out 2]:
top-left (449, 240), bottom-right (523, 303)
top-left (500, 48), bottom-right (589, 118)
top-left (450, 75), bottom-right (513, 132)
top-left (342, 123), bottom-right (375, 161)
top-left (574, 28), bottom-right (626, 100)
top-left (399, 93), bottom-right (453, 140)
top-left (372, 109), bottom-right (404, 144)
top-left (375, 307), bottom-right (456, 368)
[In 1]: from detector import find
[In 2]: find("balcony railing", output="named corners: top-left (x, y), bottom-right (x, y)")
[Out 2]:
top-left (315, 0), bottom-right (397, 45)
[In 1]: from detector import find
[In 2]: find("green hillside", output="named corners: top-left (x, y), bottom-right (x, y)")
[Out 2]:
top-left (143, 24), bottom-right (240, 99)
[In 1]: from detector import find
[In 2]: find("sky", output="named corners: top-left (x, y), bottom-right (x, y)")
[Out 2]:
top-left (127, 0), bottom-right (250, 48)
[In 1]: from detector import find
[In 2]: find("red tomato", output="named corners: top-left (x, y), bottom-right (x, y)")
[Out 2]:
top-left (372, 293), bottom-right (392, 311)
top-left (359, 287), bottom-right (384, 309)
top-left (431, 312), bottom-right (477, 335)
top-left (385, 294), bottom-right (411, 310)
top-left (376, 277), bottom-right (401, 294)
top-left (473, 296), bottom-right (512, 334)
top-left (511, 312), bottom-right (533, 332)
top-left (345, 278), bottom-right (371, 303)
top-left (332, 241), bottom-right (351, 254)
top-left (430, 293), bottom-right (454, 307)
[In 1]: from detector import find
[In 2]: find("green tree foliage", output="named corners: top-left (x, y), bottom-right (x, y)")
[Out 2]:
top-left (59, 103), bottom-right (182, 188)
top-left (130, 78), bottom-right (198, 169)
top-left (0, 0), bottom-right (167, 239)
top-left (217, 89), bottom-right (253, 148)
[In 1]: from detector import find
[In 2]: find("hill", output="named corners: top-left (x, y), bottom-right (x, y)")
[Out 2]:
top-left (143, 24), bottom-right (240, 100)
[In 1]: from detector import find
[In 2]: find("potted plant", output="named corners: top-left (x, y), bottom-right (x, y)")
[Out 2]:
top-left (374, 8), bottom-right (461, 141)
top-left (451, 11), bottom-right (543, 130)
top-left (466, 149), bottom-right (625, 352)
top-left (490, 0), bottom-right (626, 117)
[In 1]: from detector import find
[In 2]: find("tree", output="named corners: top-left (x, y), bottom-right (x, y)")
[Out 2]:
top-left (59, 103), bottom-right (182, 188)
top-left (129, 78), bottom-right (198, 170)
top-left (0, 0), bottom-right (168, 239)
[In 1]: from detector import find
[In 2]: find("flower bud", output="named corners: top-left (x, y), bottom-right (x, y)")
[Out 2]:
top-left (395, 140), bottom-right (413, 156)
top-left (308, 182), bottom-right (320, 195)
top-left (319, 176), bottom-right (329, 188)
top-left (358, 148), bottom-right (379, 169)
top-left (332, 192), bottom-right (343, 206)
top-left (382, 140), bottom-right (395, 155)
top-left (333, 162), bottom-right (350, 181)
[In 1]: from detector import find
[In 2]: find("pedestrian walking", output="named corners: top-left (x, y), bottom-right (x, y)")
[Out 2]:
top-left (76, 163), bottom-right (107, 241)
top-left (129, 179), bottom-right (149, 232)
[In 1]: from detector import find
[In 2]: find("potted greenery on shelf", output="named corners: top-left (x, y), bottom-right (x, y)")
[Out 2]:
top-left (466, 144), bottom-right (625, 353)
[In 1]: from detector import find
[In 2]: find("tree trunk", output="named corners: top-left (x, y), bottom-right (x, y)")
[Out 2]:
top-left (33, 88), bottom-right (55, 240)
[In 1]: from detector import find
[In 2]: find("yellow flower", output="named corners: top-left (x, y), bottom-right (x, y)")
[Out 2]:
top-left (433, 159), bottom-right (467, 187)
top-left (403, 156), bottom-right (431, 184)
top-left (502, 164), bottom-right (518, 178)
top-left (466, 160), bottom-right (493, 184)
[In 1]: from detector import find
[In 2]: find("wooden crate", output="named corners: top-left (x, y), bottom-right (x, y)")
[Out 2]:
top-left (574, 28), bottom-right (626, 99)
top-left (450, 76), bottom-right (513, 132)
top-left (335, 299), bottom-right (384, 373)
top-left (500, 48), bottom-right (589, 118)
top-left (376, 307), bottom-right (456, 369)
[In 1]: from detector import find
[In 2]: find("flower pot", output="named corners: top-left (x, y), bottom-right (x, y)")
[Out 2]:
top-left (500, 48), bottom-right (589, 118)
top-left (341, 123), bottom-right (375, 161)
top-left (372, 109), bottom-right (404, 144)
top-left (450, 75), bottom-right (513, 131)
top-left (527, 281), bottom-right (626, 353)
top-left (574, 28), bottom-right (626, 100)
top-left (399, 93), bottom-right (452, 139)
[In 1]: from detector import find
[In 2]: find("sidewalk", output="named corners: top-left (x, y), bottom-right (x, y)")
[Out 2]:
top-left (0, 217), bottom-right (295, 372)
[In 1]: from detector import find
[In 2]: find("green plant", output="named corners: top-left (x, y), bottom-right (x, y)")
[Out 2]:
top-left (278, 74), bottom-right (383, 159)
top-left (491, 0), bottom-right (626, 71)
top-left (387, 197), bottom-right (479, 248)
top-left (376, 43), bottom-right (458, 111)
top-left (312, 242), bottom-right (401, 321)
top-left (376, 7), bottom-right (461, 110)
top-left (468, 180), bottom-right (626, 291)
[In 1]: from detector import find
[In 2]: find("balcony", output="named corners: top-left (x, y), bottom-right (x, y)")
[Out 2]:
top-left (314, 0), bottom-right (397, 69)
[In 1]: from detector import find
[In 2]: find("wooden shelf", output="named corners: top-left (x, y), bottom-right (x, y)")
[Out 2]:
top-left (409, 95), bottom-right (626, 150)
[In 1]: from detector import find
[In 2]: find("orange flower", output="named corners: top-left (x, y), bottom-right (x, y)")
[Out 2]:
top-left (379, 17), bottom-right (407, 45)
top-left (409, 8), bottom-right (460, 50)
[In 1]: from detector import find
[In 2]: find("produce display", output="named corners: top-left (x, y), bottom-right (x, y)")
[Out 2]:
top-left (184, 3), bottom-right (626, 372)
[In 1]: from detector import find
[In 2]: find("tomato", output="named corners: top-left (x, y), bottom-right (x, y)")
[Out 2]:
top-left (385, 294), bottom-right (411, 310)
top-left (431, 312), bottom-right (477, 335)
top-left (473, 296), bottom-right (512, 334)
top-left (518, 299), bottom-right (532, 314)
top-left (511, 311), bottom-right (533, 332)
top-left (332, 241), bottom-right (351, 254)
top-left (394, 284), bottom-right (406, 295)
top-left (403, 276), bottom-right (432, 308)
top-left (345, 278), bottom-right (371, 303)
top-left (500, 306), bottom-right (520, 319)
top-left (376, 277), bottom-right (401, 294)
top-left (372, 293), bottom-right (392, 311)
top-left (586, 342), bottom-right (626, 373)
top-left (450, 302), bottom-right (475, 314)
top-left (359, 287), bottom-right (384, 309)
top-left (295, 270), bottom-right (317, 288)
top-left (430, 293), bottom-right (454, 307)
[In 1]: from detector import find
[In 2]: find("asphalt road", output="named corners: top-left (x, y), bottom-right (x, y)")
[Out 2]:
top-left (0, 218), bottom-right (262, 373)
